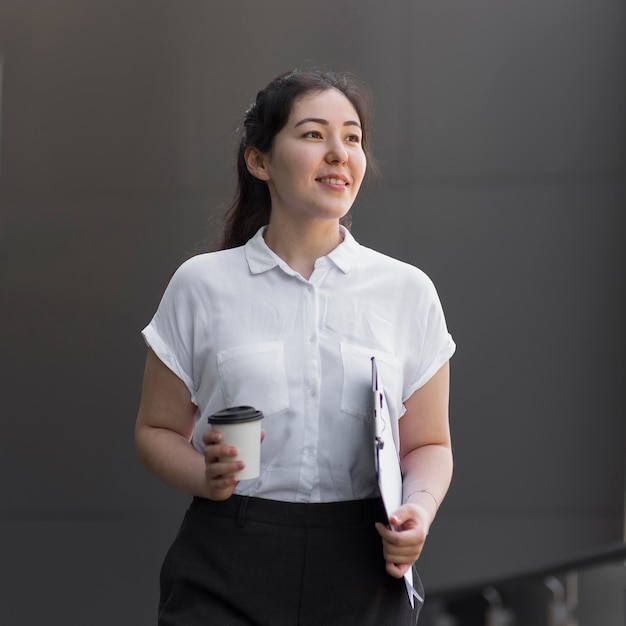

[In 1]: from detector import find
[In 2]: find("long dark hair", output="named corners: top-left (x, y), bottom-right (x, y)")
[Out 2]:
top-left (218, 68), bottom-right (377, 250)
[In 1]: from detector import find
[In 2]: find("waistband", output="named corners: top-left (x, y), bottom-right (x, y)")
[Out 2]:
top-left (189, 495), bottom-right (387, 528)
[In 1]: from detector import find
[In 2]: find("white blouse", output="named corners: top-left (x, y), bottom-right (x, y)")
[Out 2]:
top-left (142, 226), bottom-right (455, 503)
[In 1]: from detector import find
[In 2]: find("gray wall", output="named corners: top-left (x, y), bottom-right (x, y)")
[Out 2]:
top-left (1, 1), bottom-right (624, 623)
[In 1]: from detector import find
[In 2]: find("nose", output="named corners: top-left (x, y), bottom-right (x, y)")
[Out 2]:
top-left (326, 137), bottom-right (348, 164)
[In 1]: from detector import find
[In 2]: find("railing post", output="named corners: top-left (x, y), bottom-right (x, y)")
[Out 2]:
top-left (483, 586), bottom-right (515, 626)
top-left (545, 573), bottom-right (578, 626)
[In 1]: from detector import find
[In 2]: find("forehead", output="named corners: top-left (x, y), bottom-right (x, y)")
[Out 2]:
top-left (288, 88), bottom-right (361, 124)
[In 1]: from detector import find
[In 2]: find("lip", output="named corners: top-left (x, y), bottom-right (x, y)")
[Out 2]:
top-left (315, 174), bottom-right (350, 186)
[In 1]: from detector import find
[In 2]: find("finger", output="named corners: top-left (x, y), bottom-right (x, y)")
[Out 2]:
top-left (377, 519), bottom-right (427, 543)
top-left (202, 430), bottom-right (222, 445)
top-left (375, 522), bottom-right (396, 540)
top-left (383, 544), bottom-right (422, 562)
top-left (389, 511), bottom-right (420, 530)
top-left (377, 535), bottom-right (417, 561)
top-left (386, 561), bottom-right (412, 579)
top-left (389, 514), bottom-right (405, 528)
top-left (211, 473), bottom-right (238, 489)
top-left (207, 477), bottom-right (238, 501)
top-left (204, 443), bottom-right (239, 461)
top-left (378, 530), bottom-right (425, 565)
top-left (375, 522), bottom-right (410, 545)
top-left (390, 503), bottom-right (432, 533)
top-left (206, 459), bottom-right (245, 479)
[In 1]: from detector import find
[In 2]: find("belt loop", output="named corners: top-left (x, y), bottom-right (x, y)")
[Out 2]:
top-left (236, 496), bottom-right (249, 528)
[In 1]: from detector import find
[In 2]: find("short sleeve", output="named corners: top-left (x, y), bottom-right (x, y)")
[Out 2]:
top-left (141, 263), bottom-right (198, 403)
top-left (403, 276), bottom-right (456, 402)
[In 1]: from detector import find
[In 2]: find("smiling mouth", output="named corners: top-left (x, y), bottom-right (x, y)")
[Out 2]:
top-left (317, 177), bottom-right (349, 186)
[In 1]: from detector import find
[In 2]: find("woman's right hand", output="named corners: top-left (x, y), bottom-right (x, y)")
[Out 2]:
top-left (202, 430), bottom-right (244, 500)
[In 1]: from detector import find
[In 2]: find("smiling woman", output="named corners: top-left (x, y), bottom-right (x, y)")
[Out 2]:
top-left (135, 67), bottom-right (456, 626)
top-left (219, 68), bottom-right (379, 250)
top-left (244, 88), bottom-right (368, 275)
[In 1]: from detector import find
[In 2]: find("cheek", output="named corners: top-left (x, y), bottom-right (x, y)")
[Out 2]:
top-left (353, 155), bottom-right (367, 185)
top-left (269, 155), bottom-right (302, 186)
top-left (292, 149), bottom-right (318, 169)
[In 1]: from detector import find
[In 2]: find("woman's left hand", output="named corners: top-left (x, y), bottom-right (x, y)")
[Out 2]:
top-left (374, 503), bottom-right (431, 578)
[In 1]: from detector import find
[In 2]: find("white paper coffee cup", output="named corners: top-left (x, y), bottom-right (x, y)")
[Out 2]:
top-left (207, 406), bottom-right (264, 480)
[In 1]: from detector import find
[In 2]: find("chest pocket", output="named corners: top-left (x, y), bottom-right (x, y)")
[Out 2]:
top-left (217, 341), bottom-right (289, 417)
top-left (340, 342), bottom-right (402, 423)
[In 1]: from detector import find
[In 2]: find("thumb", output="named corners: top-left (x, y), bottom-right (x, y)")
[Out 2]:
top-left (388, 506), bottom-right (414, 529)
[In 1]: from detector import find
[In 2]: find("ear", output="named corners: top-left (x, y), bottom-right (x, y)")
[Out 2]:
top-left (244, 146), bottom-right (271, 181)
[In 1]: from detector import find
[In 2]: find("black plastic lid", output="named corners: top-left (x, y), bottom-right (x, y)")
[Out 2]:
top-left (207, 406), bottom-right (264, 424)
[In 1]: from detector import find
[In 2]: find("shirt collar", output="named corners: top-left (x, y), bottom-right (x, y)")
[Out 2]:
top-left (244, 225), bottom-right (360, 276)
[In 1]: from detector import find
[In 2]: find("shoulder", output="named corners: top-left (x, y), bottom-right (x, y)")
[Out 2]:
top-left (172, 247), bottom-right (246, 281)
top-left (356, 243), bottom-right (436, 289)
top-left (162, 247), bottom-right (247, 302)
top-left (351, 243), bottom-right (446, 315)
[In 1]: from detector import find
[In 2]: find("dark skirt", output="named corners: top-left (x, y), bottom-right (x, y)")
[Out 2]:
top-left (158, 495), bottom-right (423, 625)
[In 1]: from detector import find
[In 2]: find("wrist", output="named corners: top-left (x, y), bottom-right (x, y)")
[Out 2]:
top-left (403, 488), bottom-right (438, 524)
top-left (404, 488), bottom-right (438, 510)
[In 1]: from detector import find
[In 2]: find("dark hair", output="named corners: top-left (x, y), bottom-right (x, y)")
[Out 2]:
top-left (218, 68), bottom-right (377, 250)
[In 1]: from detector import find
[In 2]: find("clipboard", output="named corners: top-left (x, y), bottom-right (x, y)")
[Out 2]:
top-left (371, 357), bottom-right (401, 516)
top-left (371, 357), bottom-right (422, 607)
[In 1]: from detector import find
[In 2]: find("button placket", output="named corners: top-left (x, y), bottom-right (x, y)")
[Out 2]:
top-left (297, 282), bottom-right (322, 499)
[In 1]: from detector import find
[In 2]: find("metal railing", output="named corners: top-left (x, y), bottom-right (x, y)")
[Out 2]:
top-left (419, 542), bottom-right (626, 626)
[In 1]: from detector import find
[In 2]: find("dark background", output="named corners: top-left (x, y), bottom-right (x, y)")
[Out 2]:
top-left (1, 1), bottom-right (624, 623)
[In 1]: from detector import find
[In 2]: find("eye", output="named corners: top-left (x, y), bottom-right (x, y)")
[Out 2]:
top-left (345, 134), bottom-right (361, 143)
top-left (303, 130), bottom-right (322, 139)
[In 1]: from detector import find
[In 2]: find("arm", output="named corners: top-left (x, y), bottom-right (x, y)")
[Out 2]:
top-left (134, 348), bottom-right (243, 500)
top-left (375, 360), bottom-right (453, 578)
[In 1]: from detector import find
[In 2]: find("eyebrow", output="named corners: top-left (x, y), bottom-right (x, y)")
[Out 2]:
top-left (294, 117), bottom-right (362, 129)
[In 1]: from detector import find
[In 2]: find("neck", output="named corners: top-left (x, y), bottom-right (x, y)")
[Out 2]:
top-left (263, 218), bottom-right (344, 280)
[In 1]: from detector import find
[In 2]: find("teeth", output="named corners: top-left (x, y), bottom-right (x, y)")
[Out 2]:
top-left (319, 177), bottom-right (347, 185)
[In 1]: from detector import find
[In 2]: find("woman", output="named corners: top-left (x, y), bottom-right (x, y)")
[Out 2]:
top-left (135, 68), bottom-right (455, 625)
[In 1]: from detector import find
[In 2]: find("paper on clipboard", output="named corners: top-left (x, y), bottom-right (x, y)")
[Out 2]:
top-left (371, 357), bottom-right (422, 607)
